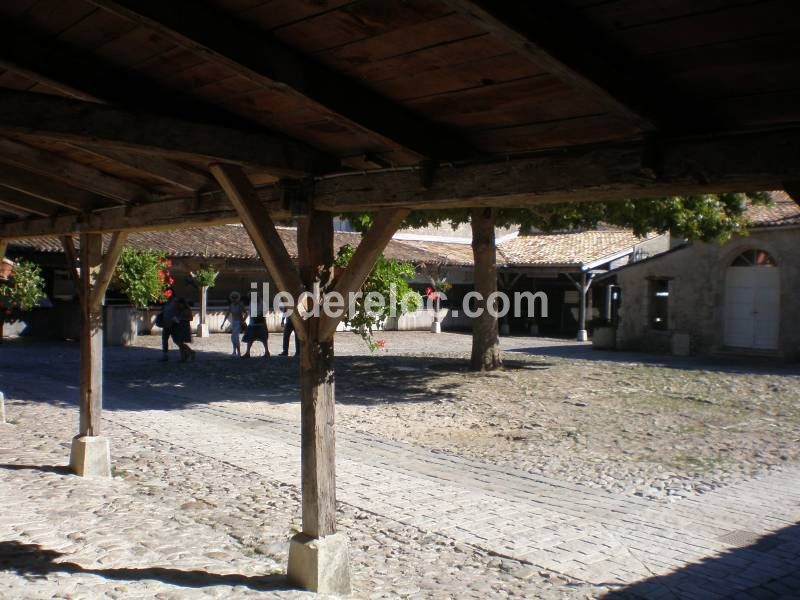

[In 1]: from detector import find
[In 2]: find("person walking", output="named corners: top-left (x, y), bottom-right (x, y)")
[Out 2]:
top-left (171, 298), bottom-right (196, 362)
top-left (221, 291), bottom-right (247, 357)
top-left (280, 311), bottom-right (298, 356)
top-left (158, 292), bottom-right (178, 362)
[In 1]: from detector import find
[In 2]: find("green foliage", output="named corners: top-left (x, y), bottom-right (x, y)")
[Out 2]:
top-left (501, 192), bottom-right (771, 243)
top-left (334, 244), bottom-right (421, 350)
top-left (347, 192), bottom-right (771, 243)
top-left (113, 247), bottom-right (171, 308)
top-left (0, 259), bottom-right (46, 322)
top-left (191, 265), bottom-right (219, 288)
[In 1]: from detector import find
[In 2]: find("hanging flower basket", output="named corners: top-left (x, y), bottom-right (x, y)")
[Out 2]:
top-left (0, 258), bottom-right (13, 281)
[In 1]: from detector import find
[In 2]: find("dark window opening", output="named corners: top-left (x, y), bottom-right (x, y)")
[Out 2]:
top-left (650, 279), bottom-right (669, 331)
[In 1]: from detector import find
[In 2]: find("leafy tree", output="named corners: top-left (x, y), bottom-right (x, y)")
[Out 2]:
top-left (0, 259), bottom-right (46, 342)
top-left (334, 244), bottom-right (421, 350)
top-left (349, 192), bottom-right (771, 370)
top-left (112, 247), bottom-right (173, 308)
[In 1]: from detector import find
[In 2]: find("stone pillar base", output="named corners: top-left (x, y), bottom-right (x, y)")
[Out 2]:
top-left (430, 321), bottom-right (441, 334)
top-left (577, 329), bottom-right (589, 342)
top-left (287, 532), bottom-right (351, 595)
top-left (69, 435), bottom-right (111, 478)
top-left (196, 323), bottom-right (210, 338)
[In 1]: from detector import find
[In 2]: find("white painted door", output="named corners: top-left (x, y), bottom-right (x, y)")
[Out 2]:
top-left (724, 266), bottom-right (780, 349)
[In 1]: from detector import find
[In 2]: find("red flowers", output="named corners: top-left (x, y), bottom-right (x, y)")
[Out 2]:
top-left (425, 286), bottom-right (439, 301)
top-left (164, 288), bottom-right (174, 299)
top-left (375, 339), bottom-right (386, 349)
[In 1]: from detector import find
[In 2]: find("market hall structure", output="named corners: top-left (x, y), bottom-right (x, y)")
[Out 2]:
top-left (1, 1), bottom-right (799, 594)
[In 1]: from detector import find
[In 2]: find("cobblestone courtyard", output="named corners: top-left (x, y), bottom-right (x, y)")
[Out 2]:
top-left (1, 332), bottom-right (800, 598)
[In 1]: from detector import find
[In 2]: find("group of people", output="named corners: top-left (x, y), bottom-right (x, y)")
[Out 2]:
top-left (158, 290), bottom-right (298, 362)
top-left (221, 291), bottom-right (299, 358)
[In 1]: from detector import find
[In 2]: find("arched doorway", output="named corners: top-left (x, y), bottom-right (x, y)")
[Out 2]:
top-left (723, 249), bottom-right (780, 350)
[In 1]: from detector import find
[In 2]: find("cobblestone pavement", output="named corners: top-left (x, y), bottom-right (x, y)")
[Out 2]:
top-left (1, 335), bottom-right (800, 599)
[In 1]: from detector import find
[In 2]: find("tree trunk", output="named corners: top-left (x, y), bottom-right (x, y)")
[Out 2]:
top-left (470, 207), bottom-right (502, 371)
top-left (297, 212), bottom-right (337, 538)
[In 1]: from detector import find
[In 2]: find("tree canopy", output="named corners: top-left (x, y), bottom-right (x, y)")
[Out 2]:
top-left (351, 192), bottom-right (772, 242)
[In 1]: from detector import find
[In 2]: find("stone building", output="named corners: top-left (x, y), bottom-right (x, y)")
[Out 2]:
top-left (611, 192), bottom-right (800, 358)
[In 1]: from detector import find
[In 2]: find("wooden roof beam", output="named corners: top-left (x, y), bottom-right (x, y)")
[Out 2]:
top-left (86, 0), bottom-right (472, 161)
top-left (0, 163), bottom-right (105, 213)
top-left (3, 127), bottom-right (800, 238)
top-left (442, 1), bottom-right (660, 132)
top-left (67, 145), bottom-right (214, 193)
top-left (0, 139), bottom-right (151, 205)
top-left (0, 189), bottom-right (60, 218)
top-left (0, 90), bottom-right (321, 177)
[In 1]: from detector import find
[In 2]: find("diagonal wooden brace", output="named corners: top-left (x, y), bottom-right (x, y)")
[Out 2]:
top-left (210, 163), bottom-right (307, 340)
top-left (317, 208), bottom-right (410, 341)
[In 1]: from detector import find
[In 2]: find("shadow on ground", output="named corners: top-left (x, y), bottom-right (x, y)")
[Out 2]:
top-left (0, 541), bottom-right (293, 592)
top-left (602, 523), bottom-right (800, 599)
top-left (0, 464), bottom-right (71, 475)
top-left (0, 338), bottom-right (553, 410)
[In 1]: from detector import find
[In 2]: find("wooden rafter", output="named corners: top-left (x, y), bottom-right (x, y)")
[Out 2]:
top-left (0, 163), bottom-right (103, 212)
top-left (0, 90), bottom-right (322, 177)
top-left (210, 163), bottom-right (307, 341)
top-left (0, 189), bottom-right (56, 218)
top-left (68, 145), bottom-right (213, 193)
top-left (0, 139), bottom-right (149, 206)
top-left (86, 0), bottom-right (471, 161)
top-left (318, 209), bottom-right (411, 342)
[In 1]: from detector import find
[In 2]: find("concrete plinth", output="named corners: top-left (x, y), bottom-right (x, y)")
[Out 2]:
top-left (287, 532), bottom-right (351, 595)
top-left (430, 321), bottom-right (441, 334)
top-left (69, 435), bottom-right (111, 477)
top-left (196, 323), bottom-right (210, 338)
top-left (577, 329), bottom-right (589, 342)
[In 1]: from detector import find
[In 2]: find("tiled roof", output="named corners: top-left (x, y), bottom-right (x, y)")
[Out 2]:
top-left (746, 191), bottom-right (800, 228)
top-left (390, 240), bottom-right (475, 266)
top-left (497, 229), bottom-right (655, 268)
top-left (7, 224), bottom-right (656, 269)
top-left (7, 225), bottom-right (438, 265)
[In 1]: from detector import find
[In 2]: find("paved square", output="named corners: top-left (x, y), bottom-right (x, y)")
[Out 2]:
top-left (1, 333), bottom-right (799, 598)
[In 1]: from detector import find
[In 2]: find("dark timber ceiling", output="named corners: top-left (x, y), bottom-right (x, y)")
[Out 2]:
top-left (1, 0), bottom-right (800, 236)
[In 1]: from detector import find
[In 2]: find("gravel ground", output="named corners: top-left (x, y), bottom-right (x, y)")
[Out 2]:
top-left (131, 331), bottom-right (800, 502)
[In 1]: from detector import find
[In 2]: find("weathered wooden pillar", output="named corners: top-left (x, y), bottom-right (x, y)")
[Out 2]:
top-left (210, 164), bottom-right (353, 594)
top-left (577, 271), bottom-right (588, 342)
top-left (62, 231), bottom-right (127, 477)
top-left (470, 207), bottom-right (502, 371)
top-left (296, 212), bottom-right (337, 536)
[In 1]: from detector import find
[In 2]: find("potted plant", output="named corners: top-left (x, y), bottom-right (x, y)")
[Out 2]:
top-left (190, 265), bottom-right (219, 338)
top-left (0, 259), bottom-right (46, 343)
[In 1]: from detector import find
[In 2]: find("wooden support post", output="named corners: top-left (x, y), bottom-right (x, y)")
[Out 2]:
top-left (211, 163), bottom-right (351, 593)
top-left (577, 272), bottom-right (588, 342)
top-left (78, 233), bottom-right (103, 437)
top-left (60, 232), bottom-right (127, 476)
top-left (566, 271), bottom-right (594, 342)
top-left (297, 211), bottom-right (337, 538)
